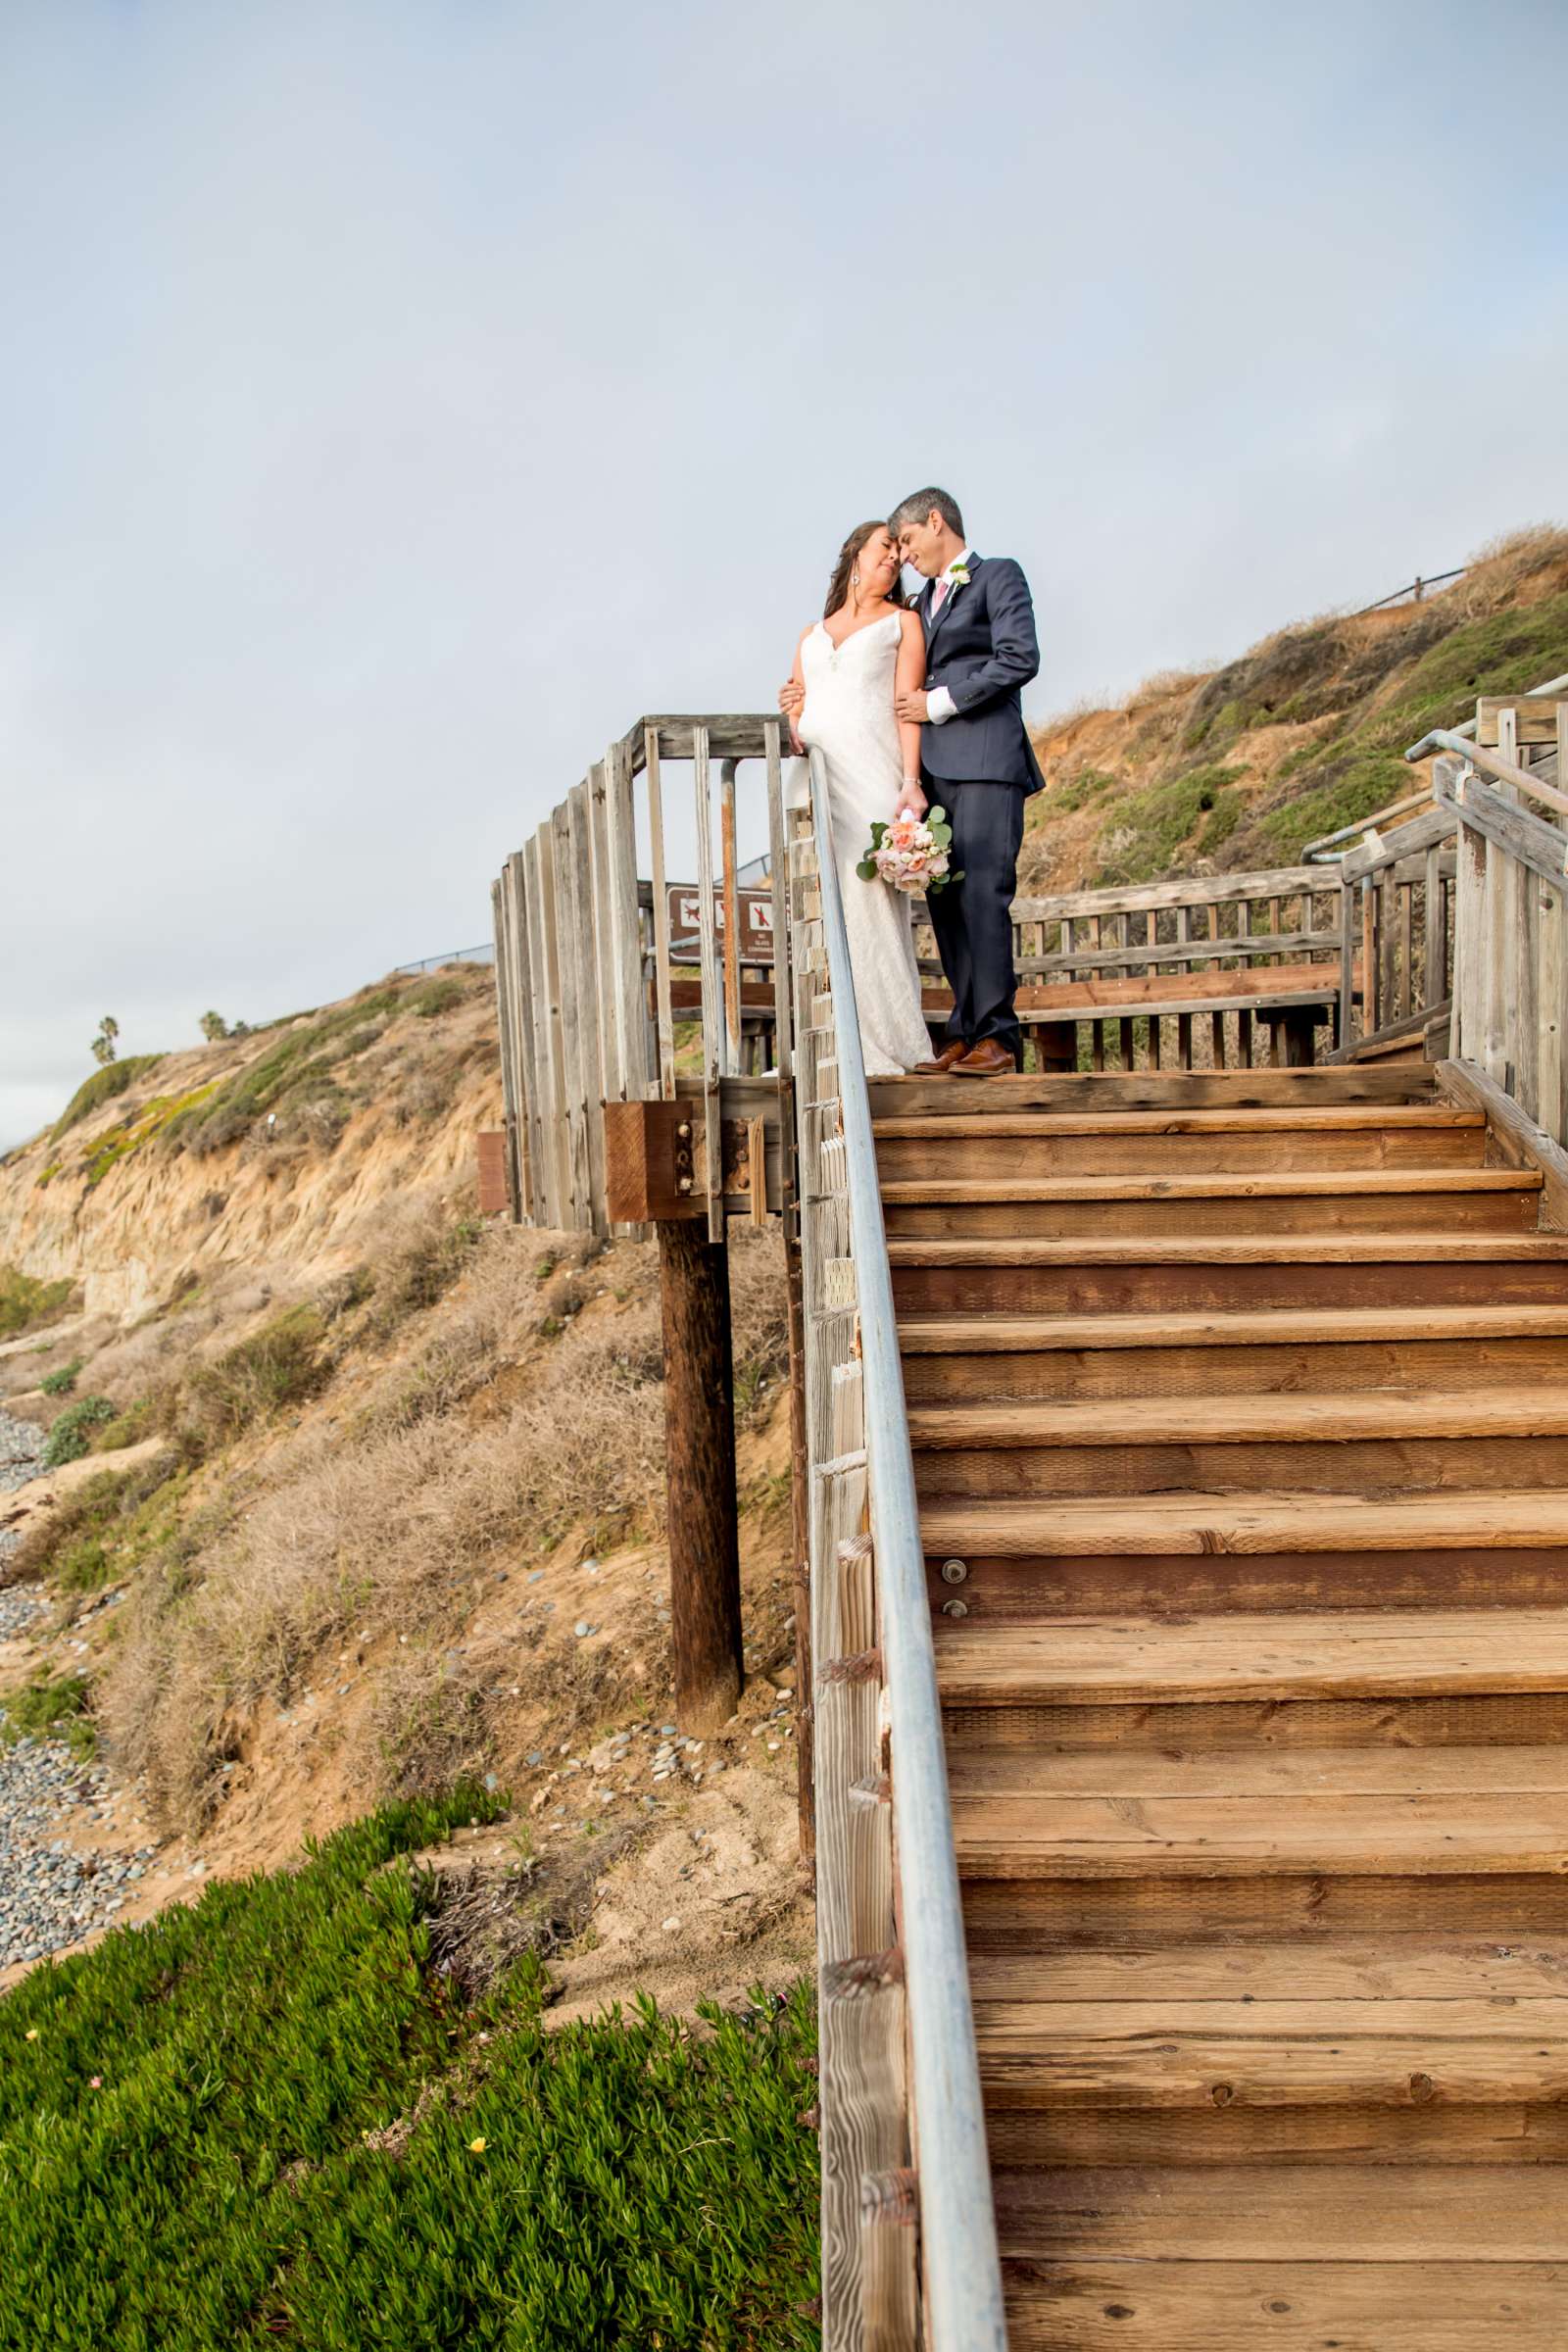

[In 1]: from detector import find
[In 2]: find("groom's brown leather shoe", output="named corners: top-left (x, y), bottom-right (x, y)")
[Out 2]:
top-left (914, 1040), bottom-right (970, 1075)
top-left (953, 1039), bottom-right (1014, 1076)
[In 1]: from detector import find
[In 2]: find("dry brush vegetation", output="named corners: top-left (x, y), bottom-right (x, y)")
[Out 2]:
top-left (11, 1193), bottom-right (791, 1837)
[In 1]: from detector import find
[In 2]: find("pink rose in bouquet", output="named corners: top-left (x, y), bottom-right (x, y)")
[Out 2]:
top-left (857, 805), bottom-right (963, 898)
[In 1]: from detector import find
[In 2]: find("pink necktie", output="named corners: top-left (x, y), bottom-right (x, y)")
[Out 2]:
top-left (932, 578), bottom-right (950, 614)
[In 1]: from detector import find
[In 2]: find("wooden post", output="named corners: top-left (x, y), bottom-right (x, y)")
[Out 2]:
top-left (785, 1228), bottom-right (814, 1875)
top-left (1280, 1006), bottom-right (1317, 1066)
top-left (658, 1218), bottom-right (743, 1735)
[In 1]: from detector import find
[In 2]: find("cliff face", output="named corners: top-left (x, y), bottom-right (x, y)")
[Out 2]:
top-left (1022, 526), bottom-right (1568, 898)
top-left (0, 968), bottom-right (504, 1322)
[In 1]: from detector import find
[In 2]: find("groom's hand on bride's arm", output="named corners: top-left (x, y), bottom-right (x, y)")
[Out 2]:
top-left (895, 687), bottom-right (929, 723)
top-left (778, 677), bottom-right (804, 717)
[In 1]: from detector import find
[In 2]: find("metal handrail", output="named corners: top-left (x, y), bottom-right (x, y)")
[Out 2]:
top-left (1406, 671), bottom-right (1568, 759)
top-left (1405, 727), bottom-right (1568, 820)
top-left (806, 747), bottom-right (1007, 2350)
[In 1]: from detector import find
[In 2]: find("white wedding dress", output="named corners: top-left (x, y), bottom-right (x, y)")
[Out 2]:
top-left (791, 612), bottom-right (933, 1077)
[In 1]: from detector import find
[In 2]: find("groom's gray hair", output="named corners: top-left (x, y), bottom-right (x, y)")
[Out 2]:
top-left (889, 486), bottom-right (964, 538)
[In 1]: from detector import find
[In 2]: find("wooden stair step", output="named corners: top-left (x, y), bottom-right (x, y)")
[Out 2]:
top-left (974, 1997), bottom-right (1568, 2107)
top-left (890, 1234), bottom-right (1568, 1263)
top-left (1002, 2255), bottom-right (1568, 2348)
top-left (991, 2164), bottom-right (1568, 2260)
top-left (872, 1107), bottom-right (1485, 1138)
top-left (872, 1108), bottom-right (1487, 1179)
top-left (880, 1169), bottom-right (1541, 1203)
top-left (951, 1742), bottom-right (1568, 1803)
top-left (950, 1743), bottom-right (1568, 1877)
top-left (892, 1235), bottom-right (1568, 1316)
top-left (901, 1306), bottom-right (1568, 1404)
top-left (884, 1168), bottom-right (1544, 1242)
top-left (919, 1489), bottom-right (1568, 1560)
top-left (900, 1304), bottom-right (1568, 1354)
top-left (867, 1066), bottom-right (1441, 1118)
top-left (934, 1604), bottom-right (1568, 1708)
top-left (968, 1929), bottom-right (1568, 2002)
top-left (909, 1387), bottom-right (1568, 1450)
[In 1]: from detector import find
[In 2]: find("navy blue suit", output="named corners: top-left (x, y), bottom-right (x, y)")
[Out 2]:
top-left (916, 554), bottom-right (1043, 1055)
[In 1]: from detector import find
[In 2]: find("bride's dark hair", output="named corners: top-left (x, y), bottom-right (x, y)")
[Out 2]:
top-left (823, 521), bottom-right (907, 621)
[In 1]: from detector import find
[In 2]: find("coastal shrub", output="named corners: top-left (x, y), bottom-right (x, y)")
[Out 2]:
top-left (0, 1792), bottom-right (819, 2350)
top-left (1093, 763), bottom-right (1247, 887)
top-left (50, 1055), bottom-right (164, 1142)
top-left (0, 1670), bottom-right (93, 1756)
top-left (1050, 764), bottom-right (1118, 814)
top-left (39, 1357), bottom-right (83, 1397)
top-left (411, 975), bottom-right (466, 1018)
top-left (11, 1457), bottom-right (180, 1591)
top-left (0, 1266), bottom-right (74, 1341)
top-left (169, 1303), bottom-right (329, 1453)
top-left (91, 1398), bottom-right (154, 1453)
top-left (166, 990), bottom-right (406, 1157)
top-left (1250, 750), bottom-right (1411, 865)
top-left (42, 1396), bottom-right (118, 1468)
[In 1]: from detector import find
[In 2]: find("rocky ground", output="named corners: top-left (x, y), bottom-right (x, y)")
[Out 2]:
top-left (0, 1404), bottom-right (159, 1972)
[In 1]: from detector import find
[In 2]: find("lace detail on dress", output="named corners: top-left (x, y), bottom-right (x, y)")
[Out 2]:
top-left (794, 613), bottom-right (932, 1077)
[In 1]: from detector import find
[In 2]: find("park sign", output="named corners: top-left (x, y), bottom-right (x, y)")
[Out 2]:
top-left (665, 884), bottom-right (776, 961)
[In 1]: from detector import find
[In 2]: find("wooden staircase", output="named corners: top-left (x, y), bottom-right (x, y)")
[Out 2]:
top-left (872, 1063), bottom-right (1568, 2349)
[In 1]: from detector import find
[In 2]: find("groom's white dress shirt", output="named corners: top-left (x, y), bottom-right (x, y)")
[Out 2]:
top-left (923, 546), bottom-right (975, 725)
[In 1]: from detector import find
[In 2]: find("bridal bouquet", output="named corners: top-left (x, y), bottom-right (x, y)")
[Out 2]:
top-left (857, 806), bottom-right (962, 898)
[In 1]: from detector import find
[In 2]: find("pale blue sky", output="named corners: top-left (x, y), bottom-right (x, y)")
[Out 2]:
top-left (3, 0), bottom-right (1566, 1146)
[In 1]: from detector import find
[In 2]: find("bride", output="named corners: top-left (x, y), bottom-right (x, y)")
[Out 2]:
top-left (781, 521), bottom-right (936, 1077)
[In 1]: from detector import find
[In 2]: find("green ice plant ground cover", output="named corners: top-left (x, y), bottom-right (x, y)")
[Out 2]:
top-left (0, 1788), bottom-right (820, 2350)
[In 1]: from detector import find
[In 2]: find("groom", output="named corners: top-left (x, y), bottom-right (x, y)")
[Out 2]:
top-left (889, 487), bottom-right (1044, 1075)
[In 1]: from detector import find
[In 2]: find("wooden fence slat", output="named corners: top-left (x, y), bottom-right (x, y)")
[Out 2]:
top-left (1454, 795), bottom-right (1486, 1069)
top-left (1398, 879), bottom-right (1413, 1022)
top-left (587, 761), bottom-right (619, 1111)
top-left (1423, 844), bottom-right (1443, 1010)
top-left (511, 850), bottom-right (546, 1223)
top-left (765, 719), bottom-right (793, 1086)
top-left (490, 876), bottom-right (521, 1218)
top-left (606, 736), bottom-right (647, 1102)
top-left (720, 757), bottom-right (742, 1075)
top-left (645, 727), bottom-right (677, 1100)
top-left (1010, 861), bottom-right (1327, 923)
top-left (692, 724), bottom-right (724, 1241)
top-left (1497, 711), bottom-right (1539, 1118)
top-left (1538, 878), bottom-right (1568, 1150)
top-left (550, 799), bottom-right (593, 1231)
top-left (571, 780), bottom-right (610, 1234)
top-left (533, 822), bottom-right (571, 1230)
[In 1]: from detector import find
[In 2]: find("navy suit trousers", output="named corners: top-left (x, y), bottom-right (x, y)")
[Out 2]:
top-left (923, 775), bottom-right (1025, 1055)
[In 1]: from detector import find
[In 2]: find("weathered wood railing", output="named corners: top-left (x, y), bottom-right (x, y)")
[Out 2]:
top-left (912, 865), bottom-right (1351, 1072)
top-left (793, 744), bottom-right (1005, 2352)
top-left (1324, 806), bottom-right (1455, 1062)
top-left (490, 714), bottom-right (1003, 2343)
top-left (490, 715), bottom-right (793, 1240)
top-left (1405, 696), bottom-right (1568, 1144)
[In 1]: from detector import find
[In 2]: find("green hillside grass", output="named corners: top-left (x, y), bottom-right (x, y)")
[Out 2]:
top-left (1029, 528), bottom-right (1568, 889)
top-left (0, 1789), bottom-right (819, 2350)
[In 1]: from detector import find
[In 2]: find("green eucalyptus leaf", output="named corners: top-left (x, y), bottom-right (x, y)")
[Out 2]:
top-left (856, 858), bottom-right (877, 880)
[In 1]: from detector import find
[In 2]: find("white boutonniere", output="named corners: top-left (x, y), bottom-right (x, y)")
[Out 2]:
top-left (949, 564), bottom-right (970, 586)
